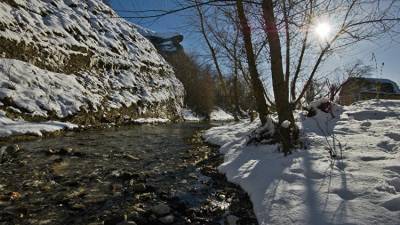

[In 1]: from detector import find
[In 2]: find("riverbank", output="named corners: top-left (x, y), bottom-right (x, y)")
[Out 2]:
top-left (203, 100), bottom-right (400, 225)
top-left (0, 123), bottom-right (256, 225)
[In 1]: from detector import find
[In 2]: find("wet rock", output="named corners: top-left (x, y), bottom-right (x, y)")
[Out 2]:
top-left (131, 183), bottom-right (147, 193)
top-left (104, 214), bottom-right (125, 225)
top-left (127, 211), bottom-right (140, 220)
top-left (123, 154), bottom-right (139, 161)
top-left (71, 203), bottom-right (86, 210)
top-left (110, 183), bottom-right (123, 192)
top-left (37, 219), bottom-right (53, 225)
top-left (151, 203), bottom-right (170, 216)
top-left (111, 170), bottom-right (138, 181)
top-left (45, 147), bottom-right (84, 157)
top-left (0, 200), bottom-right (11, 207)
top-left (0, 144), bottom-right (21, 163)
top-left (226, 215), bottom-right (239, 225)
top-left (159, 214), bottom-right (174, 224)
top-left (217, 194), bottom-right (226, 201)
top-left (7, 144), bottom-right (20, 153)
top-left (117, 221), bottom-right (137, 225)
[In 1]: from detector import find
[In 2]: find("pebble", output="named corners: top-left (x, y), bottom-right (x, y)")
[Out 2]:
top-left (0, 144), bottom-right (21, 163)
top-left (218, 194), bottom-right (226, 200)
top-left (104, 214), bottom-right (125, 225)
top-left (151, 203), bottom-right (171, 216)
top-left (159, 214), bottom-right (174, 224)
top-left (124, 154), bottom-right (139, 161)
top-left (117, 221), bottom-right (137, 225)
top-left (131, 183), bottom-right (147, 193)
top-left (226, 215), bottom-right (239, 225)
top-left (6, 144), bottom-right (20, 153)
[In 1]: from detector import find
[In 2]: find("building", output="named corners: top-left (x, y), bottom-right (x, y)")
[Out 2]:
top-left (339, 77), bottom-right (400, 105)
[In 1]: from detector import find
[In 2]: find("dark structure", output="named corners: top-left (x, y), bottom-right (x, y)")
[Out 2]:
top-left (339, 77), bottom-right (400, 105)
top-left (146, 33), bottom-right (184, 54)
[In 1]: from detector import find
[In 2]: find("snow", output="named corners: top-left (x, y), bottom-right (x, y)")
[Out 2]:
top-left (281, 120), bottom-right (291, 128)
top-left (306, 97), bottom-right (330, 112)
top-left (181, 108), bottom-right (204, 122)
top-left (203, 100), bottom-right (400, 225)
top-left (204, 119), bottom-right (259, 146)
top-left (133, 23), bottom-right (181, 40)
top-left (210, 108), bottom-right (235, 121)
top-left (0, 0), bottom-right (184, 121)
top-left (0, 110), bottom-right (77, 137)
top-left (133, 118), bottom-right (170, 124)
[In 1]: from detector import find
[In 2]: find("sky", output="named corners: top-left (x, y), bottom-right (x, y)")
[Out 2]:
top-left (108, 0), bottom-right (400, 84)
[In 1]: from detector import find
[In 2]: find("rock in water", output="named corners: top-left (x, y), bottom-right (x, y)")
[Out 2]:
top-left (0, 145), bottom-right (21, 163)
top-left (159, 214), bottom-right (174, 224)
top-left (151, 203), bottom-right (171, 216)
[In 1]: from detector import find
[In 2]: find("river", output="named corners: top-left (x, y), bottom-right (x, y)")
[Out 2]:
top-left (0, 123), bottom-right (256, 225)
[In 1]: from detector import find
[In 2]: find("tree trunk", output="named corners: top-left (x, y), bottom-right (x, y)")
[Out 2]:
top-left (236, 0), bottom-right (270, 125)
top-left (262, 0), bottom-right (296, 155)
top-left (194, 2), bottom-right (229, 102)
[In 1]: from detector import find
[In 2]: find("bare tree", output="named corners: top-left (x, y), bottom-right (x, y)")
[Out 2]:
top-left (114, 0), bottom-right (400, 154)
top-left (194, 0), bottom-right (229, 103)
top-left (236, 0), bottom-right (271, 125)
top-left (258, 0), bottom-right (399, 154)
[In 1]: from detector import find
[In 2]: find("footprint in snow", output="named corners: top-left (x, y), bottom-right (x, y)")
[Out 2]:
top-left (387, 177), bottom-right (400, 192)
top-left (360, 156), bottom-right (388, 161)
top-left (377, 141), bottom-right (398, 152)
top-left (332, 188), bottom-right (363, 200)
top-left (384, 132), bottom-right (400, 141)
top-left (385, 166), bottom-right (400, 174)
top-left (360, 121), bottom-right (372, 127)
top-left (380, 196), bottom-right (400, 211)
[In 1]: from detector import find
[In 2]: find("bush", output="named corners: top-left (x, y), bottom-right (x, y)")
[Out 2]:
top-left (164, 52), bottom-right (215, 116)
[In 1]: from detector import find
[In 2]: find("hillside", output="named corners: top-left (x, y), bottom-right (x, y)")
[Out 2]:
top-left (0, 0), bottom-right (184, 132)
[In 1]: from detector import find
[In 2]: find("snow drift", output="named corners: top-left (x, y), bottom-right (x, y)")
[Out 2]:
top-left (204, 100), bottom-right (400, 225)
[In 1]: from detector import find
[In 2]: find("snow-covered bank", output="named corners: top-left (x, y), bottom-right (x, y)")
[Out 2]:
top-left (181, 108), bottom-right (234, 122)
top-left (181, 109), bottom-right (205, 122)
top-left (210, 108), bottom-right (235, 121)
top-left (0, 0), bottom-right (184, 127)
top-left (0, 111), bottom-right (77, 138)
top-left (203, 100), bottom-right (400, 225)
top-left (133, 118), bottom-right (170, 124)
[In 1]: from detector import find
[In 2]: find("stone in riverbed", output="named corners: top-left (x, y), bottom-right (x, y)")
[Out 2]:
top-left (131, 182), bottom-right (147, 193)
top-left (0, 144), bottom-right (21, 163)
top-left (123, 154), bottom-right (140, 161)
top-left (117, 221), bottom-right (137, 225)
top-left (45, 147), bottom-right (84, 157)
top-left (159, 214), bottom-right (174, 224)
top-left (104, 214), bottom-right (125, 225)
top-left (151, 203), bottom-right (171, 216)
top-left (226, 215), bottom-right (239, 225)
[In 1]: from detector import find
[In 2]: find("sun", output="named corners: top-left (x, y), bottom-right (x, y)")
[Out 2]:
top-left (314, 22), bottom-right (331, 40)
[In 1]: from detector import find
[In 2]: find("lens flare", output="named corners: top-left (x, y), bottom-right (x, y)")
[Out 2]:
top-left (315, 22), bottom-right (331, 40)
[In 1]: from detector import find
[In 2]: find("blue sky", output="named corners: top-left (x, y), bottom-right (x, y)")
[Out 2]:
top-left (108, 0), bottom-right (399, 84)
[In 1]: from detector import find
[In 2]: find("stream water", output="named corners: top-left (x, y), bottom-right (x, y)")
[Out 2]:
top-left (0, 123), bottom-right (257, 225)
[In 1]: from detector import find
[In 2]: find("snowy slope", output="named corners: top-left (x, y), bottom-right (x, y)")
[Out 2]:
top-left (204, 100), bottom-right (400, 225)
top-left (0, 0), bottom-right (184, 126)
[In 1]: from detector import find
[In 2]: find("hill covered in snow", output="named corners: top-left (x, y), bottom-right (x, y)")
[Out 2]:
top-left (0, 0), bottom-right (184, 131)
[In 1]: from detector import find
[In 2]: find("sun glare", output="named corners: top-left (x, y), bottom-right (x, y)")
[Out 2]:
top-left (315, 22), bottom-right (331, 40)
